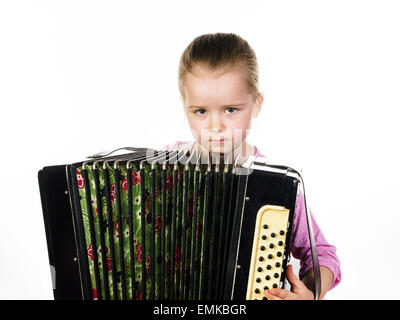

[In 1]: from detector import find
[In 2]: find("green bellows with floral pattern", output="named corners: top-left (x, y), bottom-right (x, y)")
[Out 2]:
top-left (73, 160), bottom-right (233, 300)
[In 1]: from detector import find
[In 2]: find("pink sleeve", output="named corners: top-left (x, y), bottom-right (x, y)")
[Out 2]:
top-left (162, 140), bottom-right (181, 151)
top-left (289, 192), bottom-right (342, 290)
top-left (162, 140), bottom-right (195, 152)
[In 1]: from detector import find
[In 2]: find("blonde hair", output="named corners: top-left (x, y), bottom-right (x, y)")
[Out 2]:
top-left (178, 33), bottom-right (260, 102)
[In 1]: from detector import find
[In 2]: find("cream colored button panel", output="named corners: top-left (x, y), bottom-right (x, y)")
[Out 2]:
top-left (246, 205), bottom-right (290, 300)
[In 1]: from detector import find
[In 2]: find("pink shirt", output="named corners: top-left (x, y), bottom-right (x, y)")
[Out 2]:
top-left (163, 141), bottom-right (341, 291)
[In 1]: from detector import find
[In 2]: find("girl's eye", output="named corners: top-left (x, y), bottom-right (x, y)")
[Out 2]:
top-left (195, 109), bottom-right (207, 115)
top-left (225, 107), bottom-right (237, 114)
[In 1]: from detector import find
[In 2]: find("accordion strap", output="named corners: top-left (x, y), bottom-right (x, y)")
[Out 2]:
top-left (297, 172), bottom-right (322, 300)
top-left (86, 147), bottom-right (153, 159)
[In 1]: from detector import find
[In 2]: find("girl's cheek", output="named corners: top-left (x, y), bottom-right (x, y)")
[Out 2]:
top-left (235, 115), bottom-right (253, 132)
top-left (227, 117), bottom-right (250, 132)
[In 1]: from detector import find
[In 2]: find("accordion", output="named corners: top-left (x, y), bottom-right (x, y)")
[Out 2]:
top-left (38, 147), bottom-right (320, 300)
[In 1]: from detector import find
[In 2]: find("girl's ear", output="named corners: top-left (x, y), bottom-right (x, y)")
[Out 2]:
top-left (252, 92), bottom-right (264, 118)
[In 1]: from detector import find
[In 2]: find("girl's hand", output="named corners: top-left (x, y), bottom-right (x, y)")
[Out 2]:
top-left (263, 264), bottom-right (314, 300)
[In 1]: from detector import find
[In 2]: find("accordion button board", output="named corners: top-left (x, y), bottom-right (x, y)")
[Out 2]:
top-left (246, 205), bottom-right (289, 300)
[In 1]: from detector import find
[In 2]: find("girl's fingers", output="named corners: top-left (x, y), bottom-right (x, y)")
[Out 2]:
top-left (285, 264), bottom-right (306, 290)
top-left (264, 288), bottom-right (292, 300)
top-left (264, 293), bottom-right (282, 300)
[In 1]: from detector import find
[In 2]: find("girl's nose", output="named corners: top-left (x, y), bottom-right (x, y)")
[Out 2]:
top-left (208, 113), bottom-right (224, 132)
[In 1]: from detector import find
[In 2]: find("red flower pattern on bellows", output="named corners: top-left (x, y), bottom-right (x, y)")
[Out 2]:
top-left (92, 288), bottom-right (98, 300)
top-left (88, 244), bottom-right (110, 262)
top-left (110, 183), bottom-right (117, 203)
top-left (76, 169), bottom-right (85, 189)
top-left (105, 257), bottom-right (112, 272)
top-left (132, 170), bottom-right (140, 185)
top-left (87, 243), bottom-right (94, 261)
top-left (146, 255), bottom-right (151, 274)
top-left (121, 178), bottom-right (128, 191)
top-left (136, 290), bottom-right (142, 300)
top-left (137, 243), bottom-right (143, 263)
top-left (155, 215), bottom-right (162, 232)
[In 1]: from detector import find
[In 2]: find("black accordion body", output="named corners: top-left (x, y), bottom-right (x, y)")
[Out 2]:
top-left (38, 149), bottom-right (302, 300)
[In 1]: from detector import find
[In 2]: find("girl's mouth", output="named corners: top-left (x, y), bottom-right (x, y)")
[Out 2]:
top-left (210, 139), bottom-right (225, 144)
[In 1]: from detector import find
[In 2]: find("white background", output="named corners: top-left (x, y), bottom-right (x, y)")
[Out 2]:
top-left (0, 0), bottom-right (399, 300)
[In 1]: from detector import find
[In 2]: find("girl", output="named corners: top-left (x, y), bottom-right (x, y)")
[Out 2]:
top-left (164, 33), bottom-right (341, 299)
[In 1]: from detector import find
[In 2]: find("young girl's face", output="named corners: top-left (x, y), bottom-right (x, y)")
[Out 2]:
top-left (182, 62), bottom-right (262, 155)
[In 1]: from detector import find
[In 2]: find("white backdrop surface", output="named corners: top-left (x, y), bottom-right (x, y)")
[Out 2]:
top-left (0, 0), bottom-right (399, 299)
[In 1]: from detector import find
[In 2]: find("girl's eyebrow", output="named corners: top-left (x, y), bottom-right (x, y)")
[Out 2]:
top-left (222, 103), bottom-right (245, 107)
top-left (188, 103), bottom-right (245, 109)
top-left (187, 105), bottom-right (205, 109)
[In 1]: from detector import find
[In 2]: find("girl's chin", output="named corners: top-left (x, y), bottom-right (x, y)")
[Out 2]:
top-left (207, 142), bottom-right (233, 154)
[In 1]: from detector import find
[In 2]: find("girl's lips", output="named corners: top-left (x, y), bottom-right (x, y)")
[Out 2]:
top-left (210, 139), bottom-right (225, 144)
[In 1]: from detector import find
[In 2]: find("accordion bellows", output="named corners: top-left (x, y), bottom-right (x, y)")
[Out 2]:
top-left (38, 150), bottom-right (300, 300)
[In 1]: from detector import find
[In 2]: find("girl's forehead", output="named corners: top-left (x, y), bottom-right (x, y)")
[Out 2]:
top-left (184, 63), bottom-right (251, 104)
